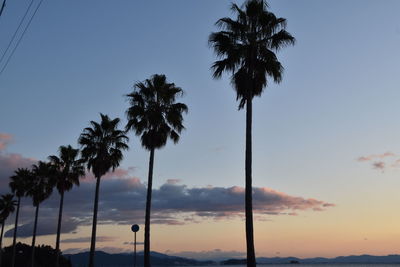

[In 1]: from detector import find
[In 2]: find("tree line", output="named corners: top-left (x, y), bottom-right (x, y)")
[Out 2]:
top-left (0, 1), bottom-right (294, 266)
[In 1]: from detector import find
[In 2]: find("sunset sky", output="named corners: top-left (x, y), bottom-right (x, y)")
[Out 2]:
top-left (1, 0), bottom-right (400, 260)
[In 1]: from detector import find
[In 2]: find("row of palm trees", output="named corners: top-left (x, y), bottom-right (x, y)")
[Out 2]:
top-left (0, 73), bottom-right (187, 267)
top-left (0, 0), bottom-right (294, 266)
top-left (0, 146), bottom-right (85, 267)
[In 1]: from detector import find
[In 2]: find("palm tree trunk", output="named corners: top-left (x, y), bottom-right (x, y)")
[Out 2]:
top-left (55, 190), bottom-right (65, 267)
top-left (0, 220), bottom-right (4, 267)
top-left (88, 176), bottom-right (101, 267)
top-left (144, 148), bottom-right (155, 267)
top-left (245, 94), bottom-right (256, 267)
top-left (31, 204), bottom-right (39, 267)
top-left (11, 196), bottom-right (20, 267)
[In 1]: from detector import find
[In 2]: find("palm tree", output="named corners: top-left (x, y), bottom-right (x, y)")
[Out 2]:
top-left (48, 145), bottom-right (85, 267)
top-left (79, 114), bottom-right (129, 267)
top-left (9, 167), bottom-right (31, 267)
top-left (209, 1), bottom-right (295, 266)
top-left (0, 194), bottom-right (17, 267)
top-left (126, 74), bottom-right (188, 267)
top-left (26, 161), bottom-right (55, 267)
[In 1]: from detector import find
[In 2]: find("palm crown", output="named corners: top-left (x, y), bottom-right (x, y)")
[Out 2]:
top-left (9, 168), bottom-right (32, 198)
top-left (126, 74), bottom-right (188, 150)
top-left (79, 114), bottom-right (129, 178)
top-left (0, 194), bottom-right (16, 222)
top-left (27, 161), bottom-right (55, 206)
top-left (209, 0), bottom-right (295, 109)
top-left (49, 145), bottom-right (85, 193)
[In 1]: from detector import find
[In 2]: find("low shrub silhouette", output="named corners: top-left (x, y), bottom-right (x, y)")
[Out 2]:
top-left (2, 242), bottom-right (71, 267)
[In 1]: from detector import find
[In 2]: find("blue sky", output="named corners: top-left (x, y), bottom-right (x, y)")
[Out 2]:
top-left (2, 0), bottom-right (399, 189)
top-left (1, 0), bottom-right (400, 257)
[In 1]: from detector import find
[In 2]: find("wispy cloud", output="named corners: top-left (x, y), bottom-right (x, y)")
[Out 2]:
top-left (62, 236), bottom-right (116, 243)
top-left (357, 152), bottom-right (395, 162)
top-left (0, 133), bottom-right (13, 151)
top-left (357, 151), bottom-right (400, 172)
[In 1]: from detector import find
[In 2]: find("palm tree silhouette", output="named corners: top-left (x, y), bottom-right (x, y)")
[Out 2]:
top-left (209, 1), bottom-right (295, 265)
top-left (79, 114), bottom-right (129, 267)
top-left (0, 193), bottom-right (17, 267)
top-left (126, 74), bottom-right (188, 267)
top-left (49, 145), bottom-right (85, 267)
top-left (27, 161), bottom-right (55, 267)
top-left (9, 168), bottom-right (31, 267)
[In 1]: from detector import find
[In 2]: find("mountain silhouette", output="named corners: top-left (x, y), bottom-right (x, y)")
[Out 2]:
top-left (66, 251), bottom-right (215, 266)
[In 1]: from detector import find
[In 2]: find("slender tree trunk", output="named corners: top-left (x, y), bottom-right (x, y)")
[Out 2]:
top-left (0, 220), bottom-right (4, 267)
top-left (55, 189), bottom-right (65, 267)
top-left (245, 93), bottom-right (256, 267)
top-left (144, 148), bottom-right (155, 267)
top-left (88, 176), bottom-right (101, 267)
top-left (11, 197), bottom-right (20, 267)
top-left (31, 204), bottom-right (39, 267)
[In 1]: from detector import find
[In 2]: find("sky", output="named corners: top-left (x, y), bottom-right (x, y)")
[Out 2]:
top-left (1, 0), bottom-right (400, 260)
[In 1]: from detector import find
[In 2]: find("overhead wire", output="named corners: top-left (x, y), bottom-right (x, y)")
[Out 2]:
top-left (0, 0), bottom-right (44, 77)
top-left (0, 0), bottom-right (6, 18)
top-left (0, 0), bottom-right (34, 65)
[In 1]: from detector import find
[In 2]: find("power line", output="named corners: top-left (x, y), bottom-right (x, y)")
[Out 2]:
top-left (0, 0), bottom-right (35, 65)
top-left (0, 0), bottom-right (44, 77)
top-left (0, 0), bottom-right (6, 18)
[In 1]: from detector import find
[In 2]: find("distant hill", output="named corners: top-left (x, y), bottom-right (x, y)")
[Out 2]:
top-left (66, 251), bottom-right (215, 266)
top-left (220, 254), bottom-right (400, 264)
top-left (65, 251), bottom-right (400, 266)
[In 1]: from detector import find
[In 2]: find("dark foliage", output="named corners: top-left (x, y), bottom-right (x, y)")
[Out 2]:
top-left (1, 243), bottom-right (71, 267)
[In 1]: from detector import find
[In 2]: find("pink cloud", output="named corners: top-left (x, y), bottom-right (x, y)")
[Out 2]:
top-left (81, 167), bottom-right (135, 183)
top-left (357, 152), bottom-right (395, 162)
top-left (0, 133), bottom-right (13, 151)
top-left (0, 151), bottom-right (36, 193)
top-left (356, 152), bottom-right (400, 172)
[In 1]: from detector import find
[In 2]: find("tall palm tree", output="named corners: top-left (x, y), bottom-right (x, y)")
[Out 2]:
top-left (48, 145), bottom-right (85, 267)
top-left (209, 1), bottom-right (295, 266)
top-left (126, 74), bottom-right (188, 267)
top-left (0, 193), bottom-right (17, 267)
top-left (26, 161), bottom-right (55, 267)
top-left (9, 167), bottom-right (31, 267)
top-left (79, 114), bottom-right (129, 267)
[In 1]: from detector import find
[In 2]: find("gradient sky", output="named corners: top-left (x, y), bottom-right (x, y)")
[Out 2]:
top-left (1, 0), bottom-right (400, 260)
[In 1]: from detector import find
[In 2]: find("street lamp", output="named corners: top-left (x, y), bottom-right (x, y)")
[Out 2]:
top-left (131, 224), bottom-right (140, 267)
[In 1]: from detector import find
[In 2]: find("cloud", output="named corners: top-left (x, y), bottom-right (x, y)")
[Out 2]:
top-left (2, 173), bottom-right (333, 238)
top-left (123, 241), bottom-right (144, 245)
top-left (166, 179), bottom-right (181, 185)
top-left (0, 137), bottom-right (36, 193)
top-left (0, 138), bottom-right (333, 237)
top-left (357, 152), bottom-right (395, 162)
top-left (357, 151), bottom-right (400, 172)
top-left (0, 133), bottom-right (13, 151)
top-left (62, 236), bottom-right (116, 243)
top-left (4, 217), bottom-right (79, 238)
top-left (167, 249), bottom-right (246, 261)
top-left (372, 161), bottom-right (385, 171)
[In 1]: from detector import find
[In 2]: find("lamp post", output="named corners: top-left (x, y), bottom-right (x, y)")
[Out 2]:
top-left (131, 224), bottom-right (140, 267)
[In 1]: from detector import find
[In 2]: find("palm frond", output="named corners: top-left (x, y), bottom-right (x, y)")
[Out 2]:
top-left (126, 74), bottom-right (187, 150)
